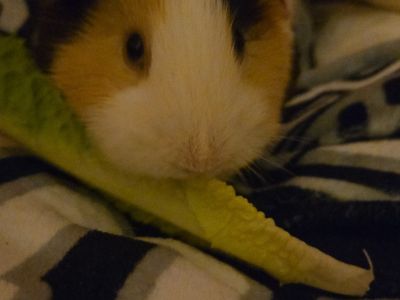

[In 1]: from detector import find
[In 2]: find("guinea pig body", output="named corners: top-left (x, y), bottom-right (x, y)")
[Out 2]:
top-left (28, 0), bottom-right (293, 179)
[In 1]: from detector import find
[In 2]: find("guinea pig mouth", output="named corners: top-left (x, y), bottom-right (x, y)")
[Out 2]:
top-left (170, 163), bottom-right (237, 180)
top-left (173, 160), bottom-right (224, 179)
top-left (168, 146), bottom-right (259, 180)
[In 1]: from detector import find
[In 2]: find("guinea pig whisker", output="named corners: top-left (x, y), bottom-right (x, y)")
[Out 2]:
top-left (258, 156), bottom-right (295, 176)
top-left (233, 169), bottom-right (256, 189)
top-left (245, 165), bottom-right (268, 185)
top-left (236, 169), bottom-right (248, 183)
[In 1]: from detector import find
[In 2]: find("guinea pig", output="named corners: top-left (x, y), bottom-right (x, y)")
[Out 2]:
top-left (26, 0), bottom-right (293, 179)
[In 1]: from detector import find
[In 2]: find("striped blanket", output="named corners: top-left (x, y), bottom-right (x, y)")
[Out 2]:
top-left (1, 1), bottom-right (400, 299)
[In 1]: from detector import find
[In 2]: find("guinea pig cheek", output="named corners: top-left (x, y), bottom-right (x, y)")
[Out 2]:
top-left (221, 86), bottom-right (281, 174)
top-left (83, 85), bottom-right (178, 178)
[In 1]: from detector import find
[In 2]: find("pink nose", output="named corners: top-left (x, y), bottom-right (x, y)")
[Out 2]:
top-left (177, 136), bottom-right (221, 177)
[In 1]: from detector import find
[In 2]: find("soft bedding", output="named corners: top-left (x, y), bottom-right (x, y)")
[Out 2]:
top-left (1, 1), bottom-right (400, 299)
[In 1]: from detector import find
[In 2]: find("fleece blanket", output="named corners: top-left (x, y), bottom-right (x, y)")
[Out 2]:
top-left (1, 0), bottom-right (400, 299)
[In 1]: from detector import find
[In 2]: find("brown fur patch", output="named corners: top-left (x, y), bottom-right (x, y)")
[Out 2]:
top-left (51, 0), bottom-right (162, 114)
top-left (242, 0), bottom-right (293, 131)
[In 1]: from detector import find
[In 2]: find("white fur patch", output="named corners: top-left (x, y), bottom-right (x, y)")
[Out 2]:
top-left (87, 0), bottom-right (278, 179)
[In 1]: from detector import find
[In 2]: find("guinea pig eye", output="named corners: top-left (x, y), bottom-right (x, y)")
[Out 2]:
top-left (233, 28), bottom-right (245, 57)
top-left (126, 33), bottom-right (145, 63)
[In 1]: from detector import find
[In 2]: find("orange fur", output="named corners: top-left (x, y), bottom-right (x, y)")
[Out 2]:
top-left (51, 0), bottom-right (161, 113)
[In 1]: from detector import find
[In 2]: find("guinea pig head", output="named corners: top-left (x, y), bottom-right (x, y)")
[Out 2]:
top-left (49, 0), bottom-right (293, 179)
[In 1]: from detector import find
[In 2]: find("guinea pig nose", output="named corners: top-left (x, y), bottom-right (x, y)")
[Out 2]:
top-left (178, 135), bottom-right (221, 177)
